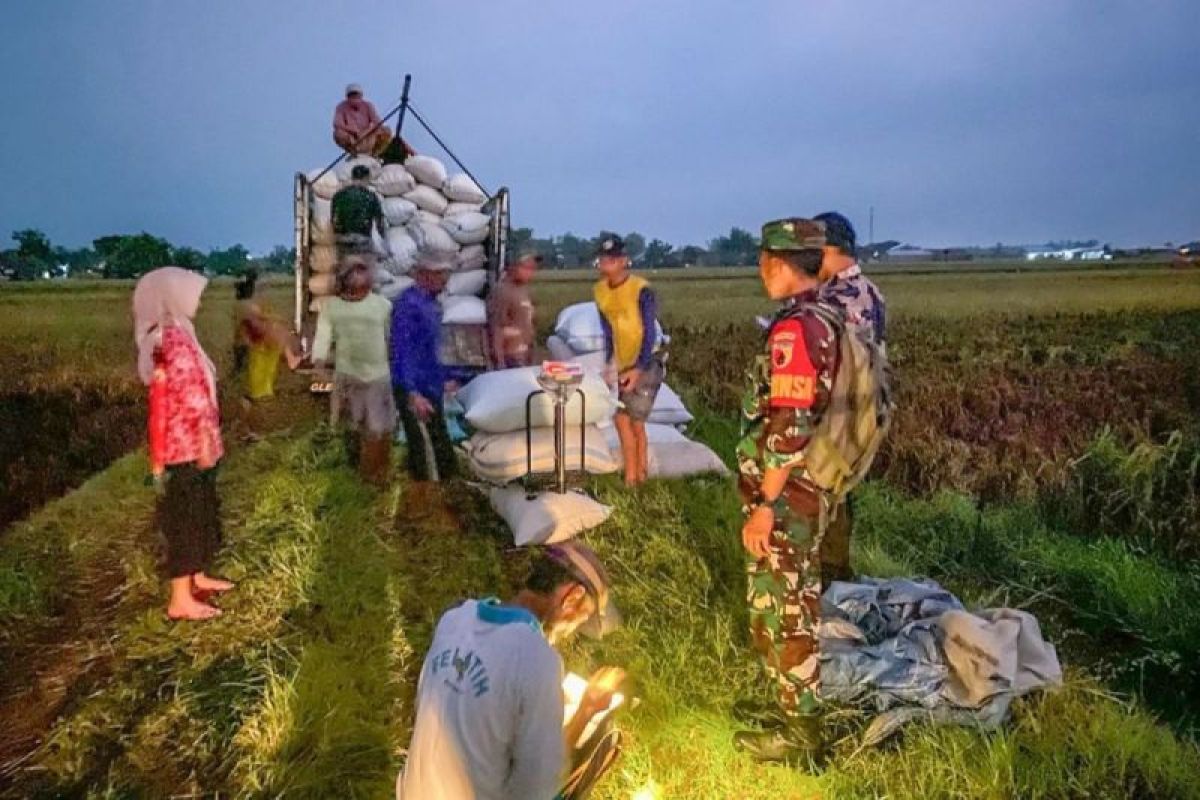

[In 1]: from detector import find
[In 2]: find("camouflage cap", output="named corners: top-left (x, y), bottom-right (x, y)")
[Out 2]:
top-left (761, 218), bottom-right (827, 252)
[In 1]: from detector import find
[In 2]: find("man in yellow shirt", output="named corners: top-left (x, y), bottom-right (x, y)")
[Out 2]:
top-left (593, 235), bottom-right (663, 487)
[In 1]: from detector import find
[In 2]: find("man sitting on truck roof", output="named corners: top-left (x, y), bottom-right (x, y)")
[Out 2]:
top-left (333, 83), bottom-right (395, 157)
top-left (331, 164), bottom-right (385, 260)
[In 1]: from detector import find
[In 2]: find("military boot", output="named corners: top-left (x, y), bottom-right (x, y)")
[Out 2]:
top-left (733, 713), bottom-right (826, 768)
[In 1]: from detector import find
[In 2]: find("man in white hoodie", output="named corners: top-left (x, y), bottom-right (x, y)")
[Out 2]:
top-left (398, 542), bottom-right (623, 800)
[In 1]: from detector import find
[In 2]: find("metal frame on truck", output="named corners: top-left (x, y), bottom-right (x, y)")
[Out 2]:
top-left (292, 74), bottom-right (509, 377)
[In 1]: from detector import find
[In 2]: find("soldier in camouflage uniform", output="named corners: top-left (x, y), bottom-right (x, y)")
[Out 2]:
top-left (812, 211), bottom-right (887, 586)
top-left (732, 218), bottom-right (841, 767)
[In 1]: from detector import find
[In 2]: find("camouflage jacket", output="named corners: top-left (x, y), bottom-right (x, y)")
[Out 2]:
top-left (819, 264), bottom-right (886, 347)
top-left (737, 290), bottom-right (839, 516)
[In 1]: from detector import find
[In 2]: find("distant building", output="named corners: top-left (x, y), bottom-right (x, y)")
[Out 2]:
top-left (886, 243), bottom-right (935, 262)
top-left (1025, 245), bottom-right (1112, 262)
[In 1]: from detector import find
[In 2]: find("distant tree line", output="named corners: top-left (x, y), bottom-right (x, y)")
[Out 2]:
top-left (0, 228), bottom-right (294, 281)
top-left (508, 226), bottom-right (762, 269)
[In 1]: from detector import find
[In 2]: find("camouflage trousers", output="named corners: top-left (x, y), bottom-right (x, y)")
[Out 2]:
top-left (747, 504), bottom-right (826, 717)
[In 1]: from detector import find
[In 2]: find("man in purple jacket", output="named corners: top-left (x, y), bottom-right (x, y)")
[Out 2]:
top-left (390, 252), bottom-right (458, 485)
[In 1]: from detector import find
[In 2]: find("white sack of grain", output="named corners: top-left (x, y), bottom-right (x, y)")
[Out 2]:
top-left (310, 245), bottom-right (338, 274)
top-left (456, 244), bottom-right (488, 271)
top-left (385, 228), bottom-right (419, 268)
top-left (648, 383), bottom-right (694, 426)
top-left (458, 366), bottom-right (615, 433)
top-left (308, 168), bottom-right (342, 200)
top-left (443, 173), bottom-right (487, 204)
top-left (441, 295), bottom-right (487, 325)
top-left (309, 272), bottom-right (337, 297)
top-left (405, 155), bottom-right (448, 188)
top-left (374, 164), bottom-right (416, 197)
top-left (446, 269), bottom-right (488, 297)
top-left (406, 219), bottom-right (460, 257)
top-left (602, 424), bottom-right (728, 478)
top-left (445, 200), bottom-right (485, 217)
top-left (310, 198), bottom-right (335, 244)
top-left (441, 211), bottom-right (490, 246)
top-left (404, 184), bottom-right (450, 216)
top-left (382, 197), bottom-right (417, 227)
top-left (554, 301), bottom-right (665, 355)
top-left (415, 209), bottom-right (443, 226)
top-left (336, 155), bottom-right (382, 183)
top-left (379, 275), bottom-right (415, 300)
top-left (468, 426), bottom-right (618, 484)
top-left (489, 487), bottom-right (612, 546)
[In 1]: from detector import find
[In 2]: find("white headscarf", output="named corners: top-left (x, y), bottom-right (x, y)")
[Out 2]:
top-left (132, 267), bottom-right (216, 399)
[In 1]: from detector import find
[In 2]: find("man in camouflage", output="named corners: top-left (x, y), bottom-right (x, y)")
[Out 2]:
top-left (733, 218), bottom-right (840, 766)
top-left (812, 211), bottom-right (886, 586)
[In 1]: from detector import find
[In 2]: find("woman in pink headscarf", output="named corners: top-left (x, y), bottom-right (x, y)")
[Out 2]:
top-left (133, 267), bottom-right (232, 621)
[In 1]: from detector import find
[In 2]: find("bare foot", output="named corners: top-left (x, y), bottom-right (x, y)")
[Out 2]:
top-left (167, 599), bottom-right (222, 621)
top-left (193, 574), bottom-right (235, 592)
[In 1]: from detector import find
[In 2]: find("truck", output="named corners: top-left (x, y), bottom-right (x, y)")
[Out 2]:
top-left (291, 75), bottom-right (510, 382)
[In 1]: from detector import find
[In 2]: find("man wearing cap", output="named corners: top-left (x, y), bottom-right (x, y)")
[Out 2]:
top-left (732, 218), bottom-right (840, 766)
top-left (487, 251), bottom-right (543, 369)
top-left (593, 234), bottom-right (664, 487)
top-left (390, 253), bottom-right (458, 489)
top-left (811, 211), bottom-right (886, 587)
top-left (397, 542), bottom-right (624, 800)
top-left (331, 164), bottom-right (386, 261)
top-left (333, 83), bottom-right (394, 157)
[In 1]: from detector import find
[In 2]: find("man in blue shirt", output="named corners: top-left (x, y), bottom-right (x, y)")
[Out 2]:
top-left (391, 252), bottom-right (458, 484)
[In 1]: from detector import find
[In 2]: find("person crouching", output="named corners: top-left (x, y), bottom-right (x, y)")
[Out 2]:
top-left (311, 257), bottom-right (396, 486)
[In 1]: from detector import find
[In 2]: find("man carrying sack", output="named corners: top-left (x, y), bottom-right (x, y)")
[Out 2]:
top-left (733, 217), bottom-right (892, 768)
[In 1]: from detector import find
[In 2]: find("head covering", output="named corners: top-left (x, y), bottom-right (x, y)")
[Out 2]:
top-left (345, 83), bottom-right (363, 97)
top-left (339, 257), bottom-right (374, 300)
top-left (414, 251), bottom-right (454, 272)
top-left (595, 235), bottom-right (626, 258)
top-left (545, 541), bottom-right (620, 639)
top-left (132, 266), bottom-right (215, 397)
top-left (761, 218), bottom-right (827, 252)
top-left (813, 211), bottom-right (857, 254)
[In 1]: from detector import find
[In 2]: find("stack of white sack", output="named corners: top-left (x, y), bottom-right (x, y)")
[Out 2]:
top-left (489, 486), bottom-right (612, 546)
top-left (306, 154), bottom-right (490, 292)
top-left (547, 302), bottom-right (692, 428)
top-left (603, 423), bottom-right (728, 479)
top-left (458, 366), bottom-right (618, 482)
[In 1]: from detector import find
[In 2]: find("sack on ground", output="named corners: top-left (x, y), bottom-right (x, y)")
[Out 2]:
top-left (374, 164), bottom-right (416, 197)
top-left (308, 168), bottom-right (341, 200)
top-left (310, 245), bottom-right (338, 274)
top-left (446, 269), bottom-right (488, 297)
top-left (442, 295), bottom-right (487, 325)
top-left (443, 173), bottom-right (487, 204)
top-left (458, 366), bottom-right (616, 433)
top-left (441, 211), bottom-right (490, 246)
top-left (603, 424), bottom-right (727, 478)
top-left (382, 197), bottom-right (417, 226)
top-left (469, 426), bottom-right (618, 483)
top-left (456, 244), bottom-right (487, 271)
top-left (336, 155), bottom-right (382, 183)
top-left (647, 382), bottom-right (693, 426)
top-left (405, 155), bottom-right (448, 188)
top-left (404, 185), bottom-right (450, 216)
top-left (489, 487), bottom-right (612, 546)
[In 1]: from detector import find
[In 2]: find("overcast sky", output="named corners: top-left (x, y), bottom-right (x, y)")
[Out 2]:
top-left (2, 0), bottom-right (1197, 253)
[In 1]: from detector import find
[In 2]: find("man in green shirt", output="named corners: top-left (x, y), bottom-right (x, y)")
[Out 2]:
top-left (331, 164), bottom-right (385, 261)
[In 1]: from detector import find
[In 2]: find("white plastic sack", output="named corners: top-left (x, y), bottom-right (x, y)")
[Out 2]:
top-left (310, 245), bottom-right (338, 274)
top-left (546, 335), bottom-right (575, 362)
top-left (379, 276), bottom-right (415, 300)
top-left (456, 244), bottom-right (487, 271)
top-left (648, 383), bottom-right (694, 426)
top-left (441, 211), bottom-right (490, 246)
top-left (415, 209), bottom-right (443, 226)
top-left (458, 366), bottom-right (616, 434)
top-left (446, 269), bottom-right (488, 297)
top-left (307, 168), bottom-right (342, 200)
top-left (374, 164), bottom-right (416, 197)
top-left (442, 294), bottom-right (487, 325)
top-left (555, 301), bottom-right (665, 354)
top-left (445, 200), bottom-right (484, 217)
top-left (405, 155), bottom-right (448, 188)
top-left (382, 197), bottom-right (417, 226)
top-left (310, 198), bottom-right (334, 244)
top-left (469, 426), bottom-right (619, 484)
top-left (404, 185), bottom-right (449, 216)
top-left (385, 228), bottom-right (419, 268)
top-left (569, 351), bottom-right (609, 373)
top-left (309, 273), bottom-right (337, 297)
top-left (336, 155), bottom-right (382, 183)
top-left (489, 487), bottom-right (612, 546)
top-left (602, 424), bottom-right (727, 478)
top-left (309, 296), bottom-right (330, 314)
top-left (407, 220), bottom-right (459, 256)
top-left (443, 173), bottom-right (487, 204)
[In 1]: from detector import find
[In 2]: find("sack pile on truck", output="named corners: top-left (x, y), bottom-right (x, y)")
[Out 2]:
top-left (304, 152), bottom-right (491, 306)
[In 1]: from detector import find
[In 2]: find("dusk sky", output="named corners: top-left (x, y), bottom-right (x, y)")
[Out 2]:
top-left (2, 1), bottom-right (1197, 253)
